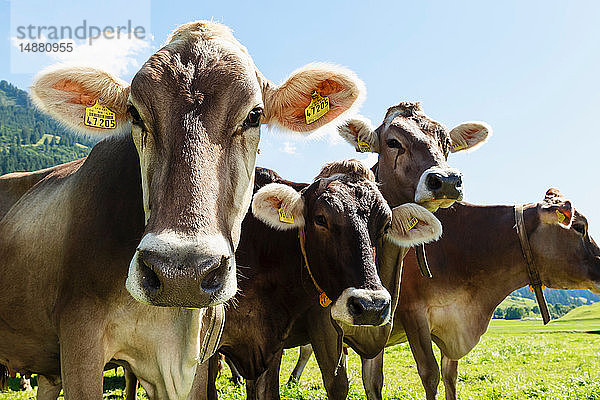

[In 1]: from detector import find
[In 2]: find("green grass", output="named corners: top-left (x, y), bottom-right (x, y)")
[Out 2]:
top-left (1, 318), bottom-right (599, 399)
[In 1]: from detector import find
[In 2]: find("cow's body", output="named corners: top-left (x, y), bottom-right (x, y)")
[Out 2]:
top-left (0, 137), bottom-right (215, 399)
top-left (291, 198), bottom-right (600, 400)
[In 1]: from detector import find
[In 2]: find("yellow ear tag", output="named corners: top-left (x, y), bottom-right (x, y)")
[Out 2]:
top-left (319, 292), bottom-right (332, 307)
top-left (407, 216), bottom-right (419, 231)
top-left (556, 209), bottom-right (566, 225)
top-left (305, 91), bottom-right (330, 124)
top-left (278, 207), bottom-right (294, 224)
top-left (84, 100), bottom-right (116, 129)
top-left (357, 140), bottom-right (371, 153)
top-left (451, 143), bottom-right (466, 152)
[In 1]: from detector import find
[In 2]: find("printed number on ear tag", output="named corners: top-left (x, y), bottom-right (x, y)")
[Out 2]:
top-left (407, 216), bottom-right (419, 231)
top-left (556, 209), bottom-right (567, 225)
top-left (319, 292), bottom-right (332, 307)
top-left (451, 143), bottom-right (466, 152)
top-left (357, 140), bottom-right (371, 153)
top-left (278, 207), bottom-right (294, 224)
top-left (305, 91), bottom-right (330, 124)
top-left (84, 100), bottom-right (116, 129)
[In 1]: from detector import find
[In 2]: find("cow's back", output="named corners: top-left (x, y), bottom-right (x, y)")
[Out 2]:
top-left (0, 135), bottom-right (145, 376)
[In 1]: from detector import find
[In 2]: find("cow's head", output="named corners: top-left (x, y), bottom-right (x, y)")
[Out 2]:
top-left (252, 160), bottom-right (441, 326)
top-left (338, 103), bottom-right (491, 211)
top-left (30, 21), bottom-right (365, 308)
top-left (528, 188), bottom-right (600, 294)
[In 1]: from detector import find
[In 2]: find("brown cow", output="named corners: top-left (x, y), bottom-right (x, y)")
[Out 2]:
top-left (0, 21), bottom-right (364, 400)
top-left (211, 104), bottom-right (492, 399)
top-left (190, 160), bottom-right (443, 399)
top-left (291, 189), bottom-right (600, 400)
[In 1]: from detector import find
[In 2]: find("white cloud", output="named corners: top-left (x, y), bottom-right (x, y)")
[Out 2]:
top-left (280, 141), bottom-right (297, 155)
top-left (358, 152), bottom-right (378, 169)
top-left (11, 34), bottom-right (152, 78)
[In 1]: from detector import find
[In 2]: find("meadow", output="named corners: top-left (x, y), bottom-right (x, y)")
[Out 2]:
top-left (1, 307), bottom-right (598, 400)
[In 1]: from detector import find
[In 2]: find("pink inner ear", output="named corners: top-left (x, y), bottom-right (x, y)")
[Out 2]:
top-left (265, 196), bottom-right (283, 209)
top-left (52, 80), bottom-right (96, 106)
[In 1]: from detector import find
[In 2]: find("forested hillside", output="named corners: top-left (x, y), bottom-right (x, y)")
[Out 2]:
top-left (0, 80), bottom-right (96, 174)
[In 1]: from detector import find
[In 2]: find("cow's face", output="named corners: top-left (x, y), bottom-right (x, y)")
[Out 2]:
top-left (338, 103), bottom-right (491, 211)
top-left (30, 21), bottom-right (365, 308)
top-left (529, 189), bottom-right (600, 294)
top-left (252, 160), bottom-right (442, 326)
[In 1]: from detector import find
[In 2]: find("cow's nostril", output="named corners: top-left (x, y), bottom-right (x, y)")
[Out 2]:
top-left (200, 256), bottom-right (228, 292)
top-left (426, 174), bottom-right (443, 191)
top-left (140, 258), bottom-right (161, 293)
top-left (348, 297), bottom-right (365, 317)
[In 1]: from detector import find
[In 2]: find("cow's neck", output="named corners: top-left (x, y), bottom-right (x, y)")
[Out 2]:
top-left (434, 202), bottom-right (534, 318)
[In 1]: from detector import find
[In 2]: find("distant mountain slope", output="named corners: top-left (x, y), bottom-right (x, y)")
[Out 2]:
top-left (0, 80), bottom-right (97, 175)
top-left (511, 287), bottom-right (600, 307)
top-left (557, 302), bottom-right (600, 322)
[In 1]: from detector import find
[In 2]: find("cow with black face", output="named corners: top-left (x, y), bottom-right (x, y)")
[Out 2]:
top-left (187, 161), bottom-right (443, 400)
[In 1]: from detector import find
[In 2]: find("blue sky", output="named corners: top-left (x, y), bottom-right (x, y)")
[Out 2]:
top-left (1, 0), bottom-right (600, 237)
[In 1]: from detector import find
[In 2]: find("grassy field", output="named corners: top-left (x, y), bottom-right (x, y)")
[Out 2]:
top-left (1, 317), bottom-right (598, 399)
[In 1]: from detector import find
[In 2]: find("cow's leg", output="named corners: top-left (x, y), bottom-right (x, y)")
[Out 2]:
top-left (123, 368), bottom-right (139, 400)
top-left (58, 309), bottom-right (107, 400)
top-left (440, 354), bottom-right (458, 400)
top-left (361, 350), bottom-right (384, 400)
top-left (245, 349), bottom-right (283, 400)
top-left (224, 356), bottom-right (243, 386)
top-left (36, 375), bottom-right (62, 400)
top-left (309, 336), bottom-right (349, 400)
top-left (403, 315), bottom-right (440, 400)
top-left (288, 344), bottom-right (313, 385)
top-left (19, 376), bottom-right (33, 391)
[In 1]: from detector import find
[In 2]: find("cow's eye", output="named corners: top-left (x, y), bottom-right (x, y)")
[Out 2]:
top-left (128, 105), bottom-right (143, 126)
top-left (386, 138), bottom-right (405, 152)
top-left (244, 107), bottom-right (263, 128)
top-left (314, 215), bottom-right (328, 229)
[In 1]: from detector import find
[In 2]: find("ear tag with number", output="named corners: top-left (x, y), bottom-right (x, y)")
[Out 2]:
top-left (319, 292), bottom-right (332, 307)
top-left (451, 143), bottom-right (466, 152)
top-left (406, 216), bottom-right (419, 231)
top-left (556, 209), bottom-right (567, 226)
top-left (84, 100), bottom-right (116, 129)
top-left (305, 91), bottom-right (330, 124)
top-left (278, 207), bottom-right (294, 224)
top-left (357, 140), bottom-right (371, 153)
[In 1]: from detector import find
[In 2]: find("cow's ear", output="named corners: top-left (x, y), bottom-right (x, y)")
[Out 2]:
top-left (449, 121), bottom-right (492, 153)
top-left (539, 188), bottom-right (573, 228)
top-left (262, 63), bottom-right (365, 133)
top-left (337, 116), bottom-right (379, 153)
top-left (30, 65), bottom-right (131, 137)
top-left (386, 203), bottom-right (442, 247)
top-left (252, 183), bottom-right (305, 231)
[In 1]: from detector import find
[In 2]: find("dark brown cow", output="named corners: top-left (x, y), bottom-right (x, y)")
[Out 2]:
top-left (190, 161), bottom-right (443, 399)
top-left (210, 104), bottom-right (492, 399)
top-left (0, 21), bottom-right (365, 400)
top-left (291, 189), bottom-right (600, 400)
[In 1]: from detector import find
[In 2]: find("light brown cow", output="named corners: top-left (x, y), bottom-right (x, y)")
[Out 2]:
top-left (291, 189), bottom-right (600, 400)
top-left (0, 21), bottom-right (364, 400)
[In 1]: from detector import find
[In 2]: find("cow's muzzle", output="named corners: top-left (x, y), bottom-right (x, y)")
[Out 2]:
top-left (126, 232), bottom-right (237, 308)
top-left (415, 166), bottom-right (463, 212)
top-left (331, 288), bottom-right (391, 326)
